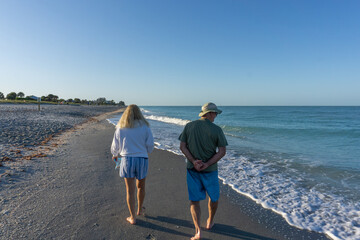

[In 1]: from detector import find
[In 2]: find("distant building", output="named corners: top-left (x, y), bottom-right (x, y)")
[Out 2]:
top-left (28, 95), bottom-right (40, 101)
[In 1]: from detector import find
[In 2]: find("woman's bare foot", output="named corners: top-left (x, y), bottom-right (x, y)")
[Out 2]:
top-left (206, 218), bottom-right (214, 230)
top-left (190, 230), bottom-right (201, 240)
top-left (126, 217), bottom-right (136, 225)
top-left (137, 206), bottom-right (146, 216)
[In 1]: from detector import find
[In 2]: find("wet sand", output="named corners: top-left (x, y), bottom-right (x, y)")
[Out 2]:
top-left (0, 110), bottom-right (330, 239)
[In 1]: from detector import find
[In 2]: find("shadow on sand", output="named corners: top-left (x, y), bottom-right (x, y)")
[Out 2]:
top-left (137, 215), bottom-right (275, 240)
top-left (135, 216), bottom-right (193, 239)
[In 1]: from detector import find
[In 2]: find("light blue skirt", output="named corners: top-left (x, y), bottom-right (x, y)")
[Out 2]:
top-left (119, 157), bottom-right (148, 180)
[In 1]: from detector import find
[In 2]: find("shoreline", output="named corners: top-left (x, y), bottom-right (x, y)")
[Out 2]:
top-left (0, 112), bottom-right (330, 239)
top-left (139, 106), bottom-right (359, 240)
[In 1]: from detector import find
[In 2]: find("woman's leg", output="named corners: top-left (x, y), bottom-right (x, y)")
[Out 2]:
top-left (136, 178), bottom-right (146, 215)
top-left (124, 177), bottom-right (136, 224)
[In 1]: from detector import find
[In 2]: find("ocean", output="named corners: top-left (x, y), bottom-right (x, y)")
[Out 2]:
top-left (107, 106), bottom-right (360, 240)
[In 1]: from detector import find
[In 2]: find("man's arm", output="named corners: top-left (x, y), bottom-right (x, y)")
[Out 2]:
top-left (199, 146), bottom-right (226, 171)
top-left (180, 142), bottom-right (203, 171)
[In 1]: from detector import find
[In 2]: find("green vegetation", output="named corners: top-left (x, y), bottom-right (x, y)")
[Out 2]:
top-left (0, 99), bottom-right (41, 104)
top-left (17, 92), bottom-right (25, 98)
top-left (6, 92), bottom-right (17, 100)
top-left (0, 92), bottom-right (125, 106)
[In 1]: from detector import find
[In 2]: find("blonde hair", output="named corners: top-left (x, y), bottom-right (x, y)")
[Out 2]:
top-left (116, 104), bottom-right (149, 128)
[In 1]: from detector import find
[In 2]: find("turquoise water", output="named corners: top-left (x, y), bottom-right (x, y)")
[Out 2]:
top-left (108, 106), bottom-right (360, 240)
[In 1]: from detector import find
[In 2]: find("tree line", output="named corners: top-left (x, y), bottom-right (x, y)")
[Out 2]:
top-left (0, 91), bottom-right (125, 106)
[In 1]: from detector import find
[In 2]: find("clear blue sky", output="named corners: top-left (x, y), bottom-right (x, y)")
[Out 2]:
top-left (1, 0), bottom-right (359, 106)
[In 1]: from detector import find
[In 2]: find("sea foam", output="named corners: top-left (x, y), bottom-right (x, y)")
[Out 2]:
top-left (107, 107), bottom-right (360, 240)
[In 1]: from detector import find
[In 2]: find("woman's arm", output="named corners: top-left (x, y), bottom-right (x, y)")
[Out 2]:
top-left (110, 128), bottom-right (121, 158)
top-left (146, 127), bottom-right (154, 153)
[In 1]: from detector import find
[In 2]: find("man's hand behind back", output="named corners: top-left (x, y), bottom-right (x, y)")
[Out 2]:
top-left (194, 160), bottom-right (204, 171)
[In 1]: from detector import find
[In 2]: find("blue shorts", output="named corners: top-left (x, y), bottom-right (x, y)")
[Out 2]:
top-left (119, 157), bottom-right (148, 180)
top-left (187, 169), bottom-right (220, 202)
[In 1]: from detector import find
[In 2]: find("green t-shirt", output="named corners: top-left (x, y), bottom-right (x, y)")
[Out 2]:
top-left (178, 118), bottom-right (228, 172)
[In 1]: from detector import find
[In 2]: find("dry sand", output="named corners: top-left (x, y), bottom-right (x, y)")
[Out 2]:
top-left (0, 110), bottom-right (330, 240)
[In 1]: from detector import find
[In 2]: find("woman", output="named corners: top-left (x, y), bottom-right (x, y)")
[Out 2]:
top-left (111, 104), bottom-right (154, 225)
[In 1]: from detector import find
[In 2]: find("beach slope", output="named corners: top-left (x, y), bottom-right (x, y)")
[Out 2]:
top-left (0, 114), bottom-right (329, 239)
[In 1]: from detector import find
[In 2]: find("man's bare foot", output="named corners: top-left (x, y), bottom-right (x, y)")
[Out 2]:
top-left (126, 217), bottom-right (136, 225)
top-left (190, 231), bottom-right (201, 240)
top-left (137, 206), bottom-right (146, 216)
top-left (206, 218), bottom-right (214, 230)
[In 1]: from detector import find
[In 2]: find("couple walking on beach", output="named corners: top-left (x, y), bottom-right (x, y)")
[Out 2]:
top-left (111, 103), bottom-right (228, 240)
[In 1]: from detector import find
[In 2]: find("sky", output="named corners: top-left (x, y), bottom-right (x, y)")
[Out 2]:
top-left (0, 0), bottom-right (359, 106)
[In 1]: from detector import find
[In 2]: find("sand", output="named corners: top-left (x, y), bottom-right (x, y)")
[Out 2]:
top-left (0, 104), bottom-right (123, 181)
top-left (0, 109), bottom-right (330, 239)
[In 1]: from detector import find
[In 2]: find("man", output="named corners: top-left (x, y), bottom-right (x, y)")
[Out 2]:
top-left (179, 102), bottom-right (228, 240)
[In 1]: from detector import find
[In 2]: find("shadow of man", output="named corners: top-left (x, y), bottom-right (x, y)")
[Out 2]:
top-left (139, 215), bottom-right (275, 240)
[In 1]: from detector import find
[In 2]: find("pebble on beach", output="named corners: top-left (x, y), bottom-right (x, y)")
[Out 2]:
top-left (0, 104), bottom-right (121, 181)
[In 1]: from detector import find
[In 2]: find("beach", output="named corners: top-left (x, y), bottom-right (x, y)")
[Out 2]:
top-left (0, 105), bottom-right (330, 239)
top-left (0, 104), bottom-right (122, 179)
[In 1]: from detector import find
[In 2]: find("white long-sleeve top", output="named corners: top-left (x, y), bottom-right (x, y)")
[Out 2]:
top-left (111, 122), bottom-right (154, 158)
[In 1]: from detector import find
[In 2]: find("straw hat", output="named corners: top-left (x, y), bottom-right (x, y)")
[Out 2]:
top-left (199, 102), bottom-right (222, 117)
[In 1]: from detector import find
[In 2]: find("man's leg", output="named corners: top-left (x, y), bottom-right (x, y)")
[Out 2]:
top-left (136, 178), bottom-right (146, 215)
top-left (190, 201), bottom-right (202, 240)
top-left (124, 177), bottom-right (136, 224)
top-left (206, 198), bottom-right (218, 230)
